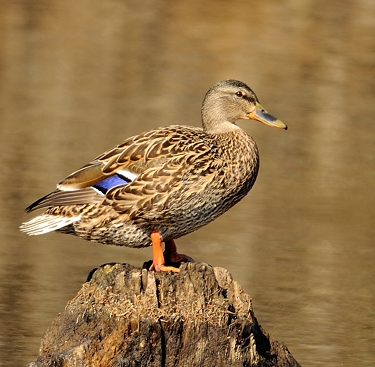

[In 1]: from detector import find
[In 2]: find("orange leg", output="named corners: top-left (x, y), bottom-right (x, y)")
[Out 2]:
top-left (164, 239), bottom-right (194, 265)
top-left (150, 231), bottom-right (180, 273)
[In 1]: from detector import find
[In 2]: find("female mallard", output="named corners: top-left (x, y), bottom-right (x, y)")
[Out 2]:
top-left (20, 80), bottom-right (287, 272)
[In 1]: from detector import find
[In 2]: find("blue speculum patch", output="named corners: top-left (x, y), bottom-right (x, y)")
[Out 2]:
top-left (93, 174), bottom-right (131, 194)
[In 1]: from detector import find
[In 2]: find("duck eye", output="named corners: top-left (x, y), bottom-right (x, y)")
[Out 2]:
top-left (235, 91), bottom-right (244, 97)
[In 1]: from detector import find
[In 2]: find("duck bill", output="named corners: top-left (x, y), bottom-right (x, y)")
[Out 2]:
top-left (248, 102), bottom-right (288, 130)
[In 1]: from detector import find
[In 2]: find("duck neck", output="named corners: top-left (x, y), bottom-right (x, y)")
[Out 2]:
top-left (211, 127), bottom-right (259, 190)
top-left (213, 127), bottom-right (257, 157)
top-left (203, 120), bottom-right (241, 135)
top-left (201, 95), bottom-right (240, 134)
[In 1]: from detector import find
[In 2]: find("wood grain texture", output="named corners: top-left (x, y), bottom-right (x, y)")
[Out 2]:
top-left (28, 263), bottom-right (301, 367)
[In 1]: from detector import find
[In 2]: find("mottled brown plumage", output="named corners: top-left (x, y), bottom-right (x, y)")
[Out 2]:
top-left (20, 79), bottom-right (287, 272)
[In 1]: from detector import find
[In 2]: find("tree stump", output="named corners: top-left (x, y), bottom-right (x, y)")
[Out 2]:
top-left (28, 262), bottom-right (301, 367)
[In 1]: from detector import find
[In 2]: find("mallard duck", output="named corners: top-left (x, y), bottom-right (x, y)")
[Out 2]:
top-left (20, 79), bottom-right (287, 272)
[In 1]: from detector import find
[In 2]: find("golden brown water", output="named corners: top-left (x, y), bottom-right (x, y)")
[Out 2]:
top-left (1, 1), bottom-right (375, 366)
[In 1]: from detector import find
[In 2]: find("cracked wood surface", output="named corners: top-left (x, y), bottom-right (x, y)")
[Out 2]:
top-left (28, 263), bottom-right (301, 367)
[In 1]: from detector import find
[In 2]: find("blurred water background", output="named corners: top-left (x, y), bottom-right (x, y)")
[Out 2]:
top-left (0, 1), bottom-right (374, 366)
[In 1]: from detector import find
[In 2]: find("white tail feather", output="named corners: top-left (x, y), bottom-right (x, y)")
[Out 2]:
top-left (20, 214), bottom-right (81, 236)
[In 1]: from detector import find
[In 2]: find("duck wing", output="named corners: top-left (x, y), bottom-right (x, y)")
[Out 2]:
top-left (25, 125), bottom-right (208, 214)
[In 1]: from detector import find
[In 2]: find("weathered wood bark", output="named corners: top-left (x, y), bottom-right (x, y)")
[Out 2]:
top-left (28, 263), bottom-right (301, 367)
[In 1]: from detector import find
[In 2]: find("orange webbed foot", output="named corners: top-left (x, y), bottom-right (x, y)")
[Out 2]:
top-left (150, 231), bottom-right (180, 273)
top-left (164, 239), bottom-right (194, 265)
top-left (149, 232), bottom-right (194, 273)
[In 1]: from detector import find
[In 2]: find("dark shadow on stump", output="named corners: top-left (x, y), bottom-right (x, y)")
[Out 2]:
top-left (28, 263), bottom-right (301, 367)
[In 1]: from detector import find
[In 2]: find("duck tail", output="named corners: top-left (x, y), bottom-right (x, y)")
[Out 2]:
top-left (20, 214), bottom-right (81, 236)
